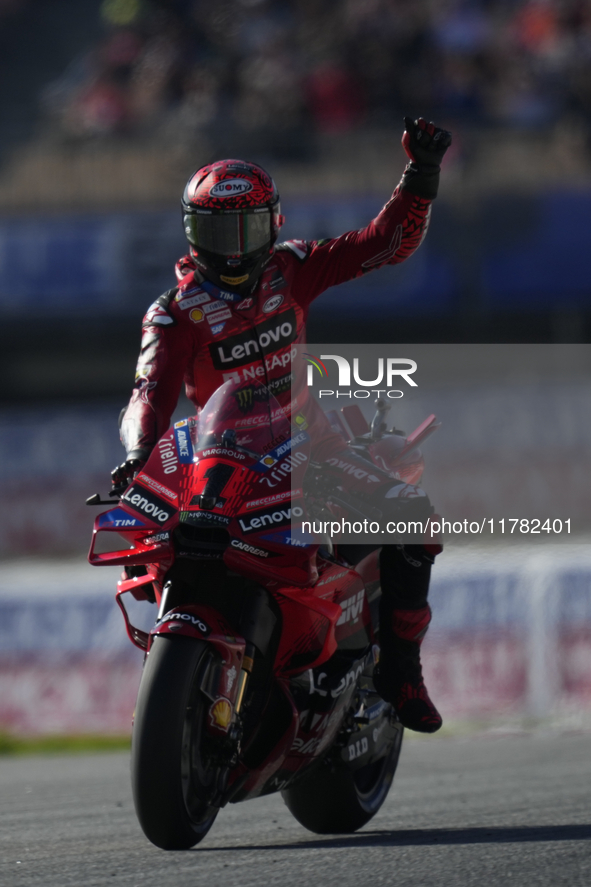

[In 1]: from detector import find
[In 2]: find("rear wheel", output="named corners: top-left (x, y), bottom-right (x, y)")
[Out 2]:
top-left (282, 722), bottom-right (403, 834)
top-left (131, 635), bottom-right (221, 849)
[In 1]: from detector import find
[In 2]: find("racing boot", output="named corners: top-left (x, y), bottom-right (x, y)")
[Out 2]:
top-left (373, 604), bottom-right (442, 733)
top-left (373, 544), bottom-right (442, 733)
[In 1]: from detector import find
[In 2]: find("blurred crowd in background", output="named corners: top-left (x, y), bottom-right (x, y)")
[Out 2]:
top-left (40, 0), bottom-right (591, 153)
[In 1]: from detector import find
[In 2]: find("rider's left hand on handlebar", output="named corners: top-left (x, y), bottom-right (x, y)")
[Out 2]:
top-left (110, 458), bottom-right (145, 496)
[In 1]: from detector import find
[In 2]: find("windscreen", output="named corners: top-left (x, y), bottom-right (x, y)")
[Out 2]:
top-left (195, 378), bottom-right (291, 457)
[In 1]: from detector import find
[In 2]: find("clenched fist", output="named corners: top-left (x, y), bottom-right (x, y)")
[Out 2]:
top-left (400, 117), bottom-right (452, 200)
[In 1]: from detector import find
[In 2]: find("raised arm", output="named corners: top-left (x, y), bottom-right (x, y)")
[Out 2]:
top-left (284, 117), bottom-right (452, 307)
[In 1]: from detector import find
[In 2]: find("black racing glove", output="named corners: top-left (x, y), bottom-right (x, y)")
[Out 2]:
top-left (400, 116), bottom-right (452, 200)
top-left (110, 458), bottom-right (145, 497)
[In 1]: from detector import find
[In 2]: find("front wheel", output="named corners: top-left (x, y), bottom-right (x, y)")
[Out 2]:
top-left (131, 635), bottom-right (221, 849)
top-left (282, 722), bottom-right (403, 834)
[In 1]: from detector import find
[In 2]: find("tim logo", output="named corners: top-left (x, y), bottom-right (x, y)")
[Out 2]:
top-left (210, 179), bottom-right (253, 198)
top-left (336, 590), bottom-right (365, 626)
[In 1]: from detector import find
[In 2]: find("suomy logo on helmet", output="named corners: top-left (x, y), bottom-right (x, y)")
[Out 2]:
top-left (210, 179), bottom-right (253, 198)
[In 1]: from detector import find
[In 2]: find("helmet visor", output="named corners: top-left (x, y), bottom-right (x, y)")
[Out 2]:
top-left (184, 210), bottom-right (274, 257)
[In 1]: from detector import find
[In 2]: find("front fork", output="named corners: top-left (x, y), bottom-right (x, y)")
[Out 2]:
top-left (234, 642), bottom-right (255, 716)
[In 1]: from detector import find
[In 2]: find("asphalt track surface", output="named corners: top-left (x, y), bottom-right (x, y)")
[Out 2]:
top-left (0, 732), bottom-right (589, 887)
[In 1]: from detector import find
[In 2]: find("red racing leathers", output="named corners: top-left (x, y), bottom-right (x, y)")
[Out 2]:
top-left (120, 183), bottom-right (432, 462)
top-left (119, 176), bottom-right (443, 733)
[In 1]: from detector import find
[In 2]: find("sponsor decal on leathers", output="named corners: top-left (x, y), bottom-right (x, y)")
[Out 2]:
top-left (144, 303), bottom-right (174, 326)
top-left (238, 504), bottom-right (304, 534)
top-left (121, 485), bottom-right (174, 524)
top-left (204, 300), bottom-right (228, 315)
top-left (178, 292), bottom-right (210, 310)
top-left (207, 308), bottom-right (232, 324)
top-left (209, 308), bottom-right (297, 370)
top-left (222, 357), bottom-right (295, 386)
top-left (262, 294), bottom-right (284, 313)
top-left (282, 240), bottom-right (308, 260)
top-left (217, 290), bottom-right (243, 303)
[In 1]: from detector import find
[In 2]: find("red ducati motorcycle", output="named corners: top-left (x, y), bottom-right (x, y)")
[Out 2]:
top-left (88, 379), bottom-right (438, 849)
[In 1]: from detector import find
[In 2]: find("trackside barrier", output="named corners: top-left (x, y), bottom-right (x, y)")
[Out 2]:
top-left (425, 545), bottom-right (591, 721)
top-left (0, 548), bottom-right (590, 734)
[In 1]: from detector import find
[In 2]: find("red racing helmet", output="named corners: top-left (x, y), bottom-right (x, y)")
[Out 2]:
top-left (181, 159), bottom-right (284, 293)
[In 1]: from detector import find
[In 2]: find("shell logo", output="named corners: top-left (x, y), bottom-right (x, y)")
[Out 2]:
top-left (190, 308), bottom-right (204, 323)
top-left (209, 697), bottom-right (233, 731)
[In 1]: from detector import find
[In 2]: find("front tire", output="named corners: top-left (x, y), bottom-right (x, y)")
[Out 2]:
top-left (282, 722), bottom-right (403, 834)
top-left (131, 635), bottom-right (220, 849)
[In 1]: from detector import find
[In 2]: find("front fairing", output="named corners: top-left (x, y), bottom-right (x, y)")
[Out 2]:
top-left (181, 379), bottom-right (317, 585)
top-left (94, 378), bottom-right (313, 584)
top-left (90, 379), bottom-right (311, 566)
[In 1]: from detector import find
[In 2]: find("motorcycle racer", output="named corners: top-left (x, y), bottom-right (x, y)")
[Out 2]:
top-left (112, 117), bottom-right (452, 733)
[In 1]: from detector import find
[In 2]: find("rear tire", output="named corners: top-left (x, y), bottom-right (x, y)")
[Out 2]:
top-left (282, 723), bottom-right (403, 834)
top-left (131, 635), bottom-right (220, 849)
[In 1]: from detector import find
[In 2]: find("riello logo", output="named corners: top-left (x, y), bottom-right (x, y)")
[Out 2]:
top-left (304, 353), bottom-right (417, 399)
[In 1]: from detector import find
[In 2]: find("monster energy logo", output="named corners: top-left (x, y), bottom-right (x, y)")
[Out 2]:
top-left (233, 385), bottom-right (269, 413)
